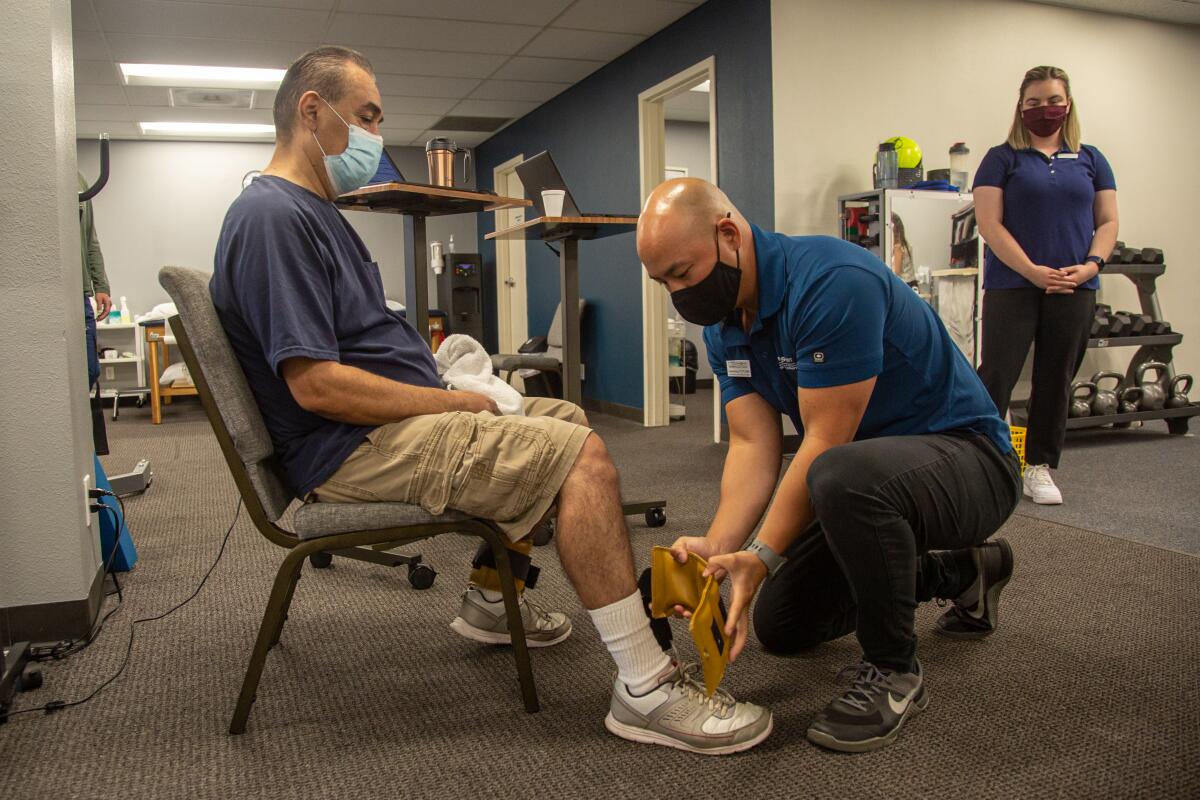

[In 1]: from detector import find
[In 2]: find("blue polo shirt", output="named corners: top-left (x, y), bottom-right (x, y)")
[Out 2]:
top-left (212, 175), bottom-right (442, 497)
top-left (704, 227), bottom-right (1010, 454)
top-left (973, 143), bottom-right (1116, 290)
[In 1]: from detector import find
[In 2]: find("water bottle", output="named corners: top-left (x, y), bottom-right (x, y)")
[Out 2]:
top-left (448, 234), bottom-right (455, 254)
top-left (949, 142), bottom-right (970, 190)
top-left (119, 296), bottom-right (130, 324)
top-left (875, 142), bottom-right (898, 189)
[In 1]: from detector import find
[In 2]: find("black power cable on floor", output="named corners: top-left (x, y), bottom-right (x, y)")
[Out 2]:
top-left (6, 498), bottom-right (243, 721)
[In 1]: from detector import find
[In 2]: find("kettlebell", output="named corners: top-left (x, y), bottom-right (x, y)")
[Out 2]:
top-left (1069, 381), bottom-right (1097, 418)
top-left (1166, 374), bottom-right (1193, 409)
top-left (1090, 371), bottom-right (1123, 417)
top-left (1135, 361), bottom-right (1169, 411)
top-left (1119, 386), bottom-right (1142, 414)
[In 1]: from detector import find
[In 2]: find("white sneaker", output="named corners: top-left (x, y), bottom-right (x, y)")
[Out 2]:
top-left (1023, 464), bottom-right (1063, 505)
top-left (605, 660), bottom-right (773, 756)
top-left (450, 585), bottom-right (572, 648)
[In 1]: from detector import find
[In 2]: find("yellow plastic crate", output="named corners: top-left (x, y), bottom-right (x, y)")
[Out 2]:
top-left (1009, 425), bottom-right (1027, 475)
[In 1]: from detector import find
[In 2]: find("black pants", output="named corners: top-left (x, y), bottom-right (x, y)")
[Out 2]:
top-left (977, 288), bottom-right (1096, 468)
top-left (641, 432), bottom-right (1020, 674)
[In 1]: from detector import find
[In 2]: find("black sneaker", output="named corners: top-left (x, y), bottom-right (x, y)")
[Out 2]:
top-left (934, 538), bottom-right (1014, 639)
top-left (806, 659), bottom-right (927, 753)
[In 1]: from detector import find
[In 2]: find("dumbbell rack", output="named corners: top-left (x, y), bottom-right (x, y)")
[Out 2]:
top-left (1067, 261), bottom-right (1199, 434)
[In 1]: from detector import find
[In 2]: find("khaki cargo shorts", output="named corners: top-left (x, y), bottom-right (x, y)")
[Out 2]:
top-left (310, 397), bottom-right (591, 542)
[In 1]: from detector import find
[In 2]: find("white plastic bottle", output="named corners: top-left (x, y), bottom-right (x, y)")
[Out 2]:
top-left (448, 234), bottom-right (456, 254)
top-left (119, 296), bottom-right (130, 325)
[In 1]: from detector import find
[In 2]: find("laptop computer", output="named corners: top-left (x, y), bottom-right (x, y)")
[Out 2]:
top-left (366, 147), bottom-right (494, 194)
top-left (514, 151), bottom-right (625, 219)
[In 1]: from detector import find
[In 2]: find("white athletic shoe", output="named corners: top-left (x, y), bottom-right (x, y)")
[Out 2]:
top-left (605, 660), bottom-right (773, 756)
top-left (450, 585), bottom-right (572, 648)
top-left (1023, 464), bottom-right (1063, 505)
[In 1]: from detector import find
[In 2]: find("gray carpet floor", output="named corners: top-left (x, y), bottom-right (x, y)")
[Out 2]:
top-left (2, 396), bottom-right (1198, 799)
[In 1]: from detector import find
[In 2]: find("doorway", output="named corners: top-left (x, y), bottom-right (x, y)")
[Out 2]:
top-left (638, 57), bottom-right (717, 439)
top-left (493, 153), bottom-right (527, 388)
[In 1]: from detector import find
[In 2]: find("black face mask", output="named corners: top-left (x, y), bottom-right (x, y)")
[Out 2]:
top-left (670, 214), bottom-right (742, 326)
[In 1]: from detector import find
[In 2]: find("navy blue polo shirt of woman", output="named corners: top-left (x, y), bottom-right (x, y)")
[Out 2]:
top-left (973, 65), bottom-right (1118, 506)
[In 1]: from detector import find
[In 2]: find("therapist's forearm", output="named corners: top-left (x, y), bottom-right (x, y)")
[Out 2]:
top-left (705, 441), bottom-right (781, 554)
top-left (752, 438), bottom-right (839, 556)
top-left (1089, 220), bottom-right (1118, 261)
top-left (979, 222), bottom-right (1038, 276)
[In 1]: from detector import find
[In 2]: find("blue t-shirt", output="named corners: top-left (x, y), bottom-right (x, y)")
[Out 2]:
top-left (704, 227), bottom-right (1010, 454)
top-left (973, 143), bottom-right (1116, 290)
top-left (211, 176), bottom-right (441, 497)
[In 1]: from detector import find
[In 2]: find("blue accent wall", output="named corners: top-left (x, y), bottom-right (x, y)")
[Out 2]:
top-left (476, 0), bottom-right (773, 410)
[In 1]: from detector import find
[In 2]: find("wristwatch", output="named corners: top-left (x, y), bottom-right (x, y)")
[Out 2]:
top-left (745, 539), bottom-right (787, 577)
top-left (1085, 255), bottom-right (1105, 272)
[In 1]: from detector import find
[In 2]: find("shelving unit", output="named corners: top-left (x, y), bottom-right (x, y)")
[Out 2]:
top-left (668, 319), bottom-right (687, 420)
top-left (94, 321), bottom-right (148, 414)
top-left (1065, 261), bottom-right (1197, 435)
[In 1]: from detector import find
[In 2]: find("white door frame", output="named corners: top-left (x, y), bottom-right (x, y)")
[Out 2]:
top-left (638, 56), bottom-right (717, 429)
top-left (493, 154), bottom-right (527, 363)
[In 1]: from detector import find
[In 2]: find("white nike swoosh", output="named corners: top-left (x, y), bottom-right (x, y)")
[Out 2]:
top-left (887, 692), bottom-right (911, 716)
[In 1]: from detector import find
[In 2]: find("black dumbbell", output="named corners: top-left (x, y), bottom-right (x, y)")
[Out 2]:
top-left (1140, 248), bottom-right (1163, 264)
top-left (1118, 311), bottom-right (1153, 335)
top-left (1091, 309), bottom-right (1112, 338)
top-left (1145, 320), bottom-right (1172, 336)
top-left (1118, 247), bottom-right (1139, 264)
top-left (1108, 241), bottom-right (1125, 262)
top-left (1107, 312), bottom-right (1132, 337)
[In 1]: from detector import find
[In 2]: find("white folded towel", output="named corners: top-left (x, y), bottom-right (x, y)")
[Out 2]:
top-left (434, 334), bottom-right (525, 416)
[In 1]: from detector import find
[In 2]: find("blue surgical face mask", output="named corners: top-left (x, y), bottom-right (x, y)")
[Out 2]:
top-left (312, 96), bottom-right (383, 196)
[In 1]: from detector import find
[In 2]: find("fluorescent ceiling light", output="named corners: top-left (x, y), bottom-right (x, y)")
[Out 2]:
top-left (121, 63), bottom-right (285, 89)
top-left (139, 122), bottom-right (275, 136)
top-left (690, 80), bottom-right (711, 93)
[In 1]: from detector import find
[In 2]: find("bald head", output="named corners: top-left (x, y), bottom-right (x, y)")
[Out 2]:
top-left (637, 178), bottom-right (753, 306)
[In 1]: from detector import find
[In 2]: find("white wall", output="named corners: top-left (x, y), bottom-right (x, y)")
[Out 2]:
top-left (665, 120), bottom-right (715, 378)
top-left (1, 0), bottom-right (100, 625)
top-left (772, 0), bottom-right (1200, 379)
top-left (76, 140), bottom-right (478, 319)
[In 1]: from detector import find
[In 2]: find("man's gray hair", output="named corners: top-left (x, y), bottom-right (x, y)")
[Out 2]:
top-left (273, 46), bottom-right (374, 141)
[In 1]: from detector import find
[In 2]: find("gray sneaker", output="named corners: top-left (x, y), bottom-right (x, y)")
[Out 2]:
top-left (605, 660), bottom-right (773, 756)
top-left (806, 659), bottom-right (927, 753)
top-left (449, 585), bottom-right (572, 648)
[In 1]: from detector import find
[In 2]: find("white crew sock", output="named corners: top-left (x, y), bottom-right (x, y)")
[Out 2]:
top-left (588, 591), bottom-right (673, 694)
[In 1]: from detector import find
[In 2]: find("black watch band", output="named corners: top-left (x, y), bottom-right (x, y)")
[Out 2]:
top-left (1086, 255), bottom-right (1105, 271)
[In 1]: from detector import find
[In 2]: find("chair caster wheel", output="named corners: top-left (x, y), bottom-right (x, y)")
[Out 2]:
top-left (408, 563), bottom-right (436, 590)
top-left (531, 519), bottom-right (555, 547)
top-left (645, 507), bottom-right (666, 528)
top-left (309, 552), bottom-right (333, 569)
top-left (18, 669), bottom-right (43, 692)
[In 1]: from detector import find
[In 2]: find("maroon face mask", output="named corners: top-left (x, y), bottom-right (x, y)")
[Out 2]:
top-left (1021, 104), bottom-right (1068, 137)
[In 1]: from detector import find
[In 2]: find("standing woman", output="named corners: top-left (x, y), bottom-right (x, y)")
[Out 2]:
top-left (890, 213), bottom-right (916, 286)
top-left (973, 65), bottom-right (1118, 504)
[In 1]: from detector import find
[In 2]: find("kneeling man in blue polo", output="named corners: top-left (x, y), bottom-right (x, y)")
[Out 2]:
top-left (637, 179), bottom-right (1022, 753)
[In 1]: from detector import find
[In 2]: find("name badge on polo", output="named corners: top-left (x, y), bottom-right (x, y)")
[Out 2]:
top-left (727, 360), bottom-right (752, 378)
top-left (1056, 153), bottom-right (1079, 159)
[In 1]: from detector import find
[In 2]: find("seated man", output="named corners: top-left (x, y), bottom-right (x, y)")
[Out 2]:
top-left (637, 179), bottom-right (1021, 753)
top-left (210, 46), bottom-right (771, 756)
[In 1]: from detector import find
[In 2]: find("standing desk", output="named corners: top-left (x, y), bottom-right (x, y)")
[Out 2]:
top-left (336, 182), bottom-right (529, 345)
top-left (488, 216), bottom-right (667, 528)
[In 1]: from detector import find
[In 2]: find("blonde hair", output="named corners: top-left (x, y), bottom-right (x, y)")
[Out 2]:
top-left (1006, 65), bottom-right (1081, 152)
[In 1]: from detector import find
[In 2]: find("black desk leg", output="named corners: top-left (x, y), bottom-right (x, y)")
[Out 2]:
top-left (560, 238), bottom-right (581, 406)
top-left (406, 214), bottom-right (431, 347)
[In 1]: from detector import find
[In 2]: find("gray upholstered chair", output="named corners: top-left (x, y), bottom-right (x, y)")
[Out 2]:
top-left (157, 266), bottom-right (538, 735)
top-left (490, 299), bottom-right (586, 398)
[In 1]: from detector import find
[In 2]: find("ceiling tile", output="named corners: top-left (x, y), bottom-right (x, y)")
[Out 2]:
top-left (122, 85), bottom-right (171, 105)
top-left (253, 89), bottom-right (278, 110)
top-left (73, 30), bottom-right (112, 61)
top-left (338, 0), bottom-right (571, 26)
top-left (379, 128), bottom-right (428, 146)
top-left (379, 95), bottom-right (458, 116)
top-left (129, 105), bottom-right (275, 124)
top-left (76, 120), bottom-right (140, 137)
top-left (74, 60), bottom-right (124, 86)
top-left (103, 34), bottom-right (310, 69)
top-left (519, 28), bottom-right (644, 61)
top-left (553, 0), bottom-right (695, 35)
top-left (491, 55), bottom-right (604, 83)
top-left (72, 0), bottom-right (101, 31)
top-left (372, 74), bottom-right (481, 98)
top-left (375, 112), bottom-right (441, 129)
top-left (76, 104), bottom-right (133, 121)
top-left (468, 79), bottom-right (570, 102)
top-left (92, 0), bottom-right (330, 40)
top-left (154, 0), bottom-right (336, 8)
top-left (450, 98), bottom-right (540, 118)
top-left (361, 47), bottom-right (506, 79)
top-left (74, 84), bottom-right (129, 105)
top-left (328, 13), bottom-right (540, 55)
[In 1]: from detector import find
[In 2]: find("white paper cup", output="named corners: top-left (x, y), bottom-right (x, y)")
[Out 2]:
top-left (541, 189), bottom-right (566, 218)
